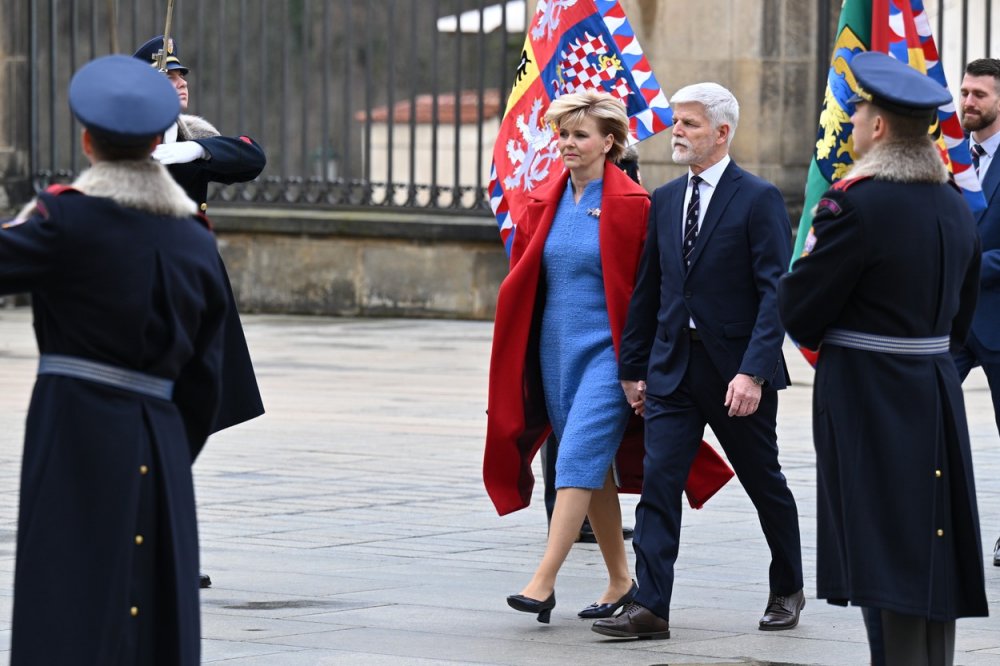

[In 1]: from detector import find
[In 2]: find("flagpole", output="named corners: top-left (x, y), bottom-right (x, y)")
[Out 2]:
top-left (815, 0), bottom-right (831, 119)
top-left (986, 3), bottom-right (992, 67)
top-left (108, 0), bottom-right (118, 53)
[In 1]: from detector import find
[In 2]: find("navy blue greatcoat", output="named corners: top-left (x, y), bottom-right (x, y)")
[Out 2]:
top-left (0, 182), bottom-right (230, 664)
top-left (779, 160), bottom-right (988, 621)
top-left (169, 113), bottom-right (267, 431)
top-left (171, 113), bottom-right (266, 214)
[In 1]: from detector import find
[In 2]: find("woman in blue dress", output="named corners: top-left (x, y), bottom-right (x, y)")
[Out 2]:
top-left (492, 91), bottom-right (650, 622)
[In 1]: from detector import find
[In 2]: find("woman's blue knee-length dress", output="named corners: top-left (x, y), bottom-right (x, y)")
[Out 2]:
top-left (540, 178), bottom-right (630, 490)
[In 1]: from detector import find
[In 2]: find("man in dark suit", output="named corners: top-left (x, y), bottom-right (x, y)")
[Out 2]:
top-left (956, 57), bottom-right (1000, 567)
top-left (592, 82), bottom-right (803, 639)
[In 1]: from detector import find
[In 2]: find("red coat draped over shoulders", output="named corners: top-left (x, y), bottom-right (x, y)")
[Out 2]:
top-left (484, 162), bottom-right (733, 516)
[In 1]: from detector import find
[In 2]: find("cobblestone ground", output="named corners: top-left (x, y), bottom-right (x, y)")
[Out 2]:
top-left (0, 309), bottom-right (997, 664)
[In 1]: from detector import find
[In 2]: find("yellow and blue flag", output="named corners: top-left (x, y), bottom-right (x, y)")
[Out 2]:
top-left (795, 0), bottom-right (984, 263)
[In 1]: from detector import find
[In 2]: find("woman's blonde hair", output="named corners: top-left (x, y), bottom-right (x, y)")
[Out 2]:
top-left (544, 89), bottom-right (629, 163)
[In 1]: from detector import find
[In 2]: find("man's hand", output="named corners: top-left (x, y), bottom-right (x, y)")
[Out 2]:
top-left (725, 374), bottom-right (762, 417)
top-left (621, 379), bottom-right (646, 417)
top-left (153, 141), bottom-right (207, 165)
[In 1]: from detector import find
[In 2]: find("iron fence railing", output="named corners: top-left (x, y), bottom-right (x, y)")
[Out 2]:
top-left (27, 1), bottom-right (1000, 215)
top-left (28, 0), bottom-right (523, 214)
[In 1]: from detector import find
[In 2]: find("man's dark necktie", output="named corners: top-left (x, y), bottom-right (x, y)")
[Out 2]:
top-left (683, 175), bottom-right (703, 270)
top-left (972, 143), bottom-right (986, 176)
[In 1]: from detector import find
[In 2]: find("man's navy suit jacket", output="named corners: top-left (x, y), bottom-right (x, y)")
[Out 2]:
top-left (972, 155), bottom-right (1000, 353)
top-left (620, 160), bottom-right (792, 397)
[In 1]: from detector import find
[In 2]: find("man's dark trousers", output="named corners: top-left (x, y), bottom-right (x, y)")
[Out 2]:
top-left (632, 340), bottom-right (803, 621)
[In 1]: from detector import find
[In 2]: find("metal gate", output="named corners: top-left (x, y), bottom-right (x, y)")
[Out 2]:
top-left (25, 2), bottom-right (1000, 213)
top-left (25, 0), bottom-right (523, 213)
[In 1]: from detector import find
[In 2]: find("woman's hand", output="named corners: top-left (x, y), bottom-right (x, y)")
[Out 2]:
top-left (621, 379), bottom-right (646, 417)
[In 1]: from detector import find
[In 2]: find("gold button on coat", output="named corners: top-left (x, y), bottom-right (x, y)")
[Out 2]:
top-left (140, 465), bottom-right (149, 475)
top-left (935, 469), bottom-right (942, 477)
top-left (130, 606), bottom-right (139, 617)
top-left (135, 535), bottom-right (144, 545)
top-left (200, 203), bottom-right (208, 211)
top-left (937, 529), bottom-right (944, 537)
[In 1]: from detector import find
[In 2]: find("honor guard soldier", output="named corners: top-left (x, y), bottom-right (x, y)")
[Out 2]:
top-left (779, 51), bottom-right (988, 666)
top-left (1, 55), bottom-right (239, 665)
top-left (133, 34), bottom-right (267, 214)
top-left (135, 34), bottom-right (267, 589)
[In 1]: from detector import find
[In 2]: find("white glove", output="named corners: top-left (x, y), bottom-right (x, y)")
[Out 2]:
top-left (152, 141), bottom-right (207, 165)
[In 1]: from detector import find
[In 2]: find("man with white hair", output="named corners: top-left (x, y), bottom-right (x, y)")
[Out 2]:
top-left (593, 82), bottom-right (804, 639)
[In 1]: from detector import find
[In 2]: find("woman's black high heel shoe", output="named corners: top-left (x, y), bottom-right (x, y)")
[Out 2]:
top-left (507, 592), bottom-right (556, 623)
top-left (577, 580), bottom-right (638, 619)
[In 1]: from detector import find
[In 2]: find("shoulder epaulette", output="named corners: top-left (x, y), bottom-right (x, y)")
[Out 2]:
top-left (195, 212), bottom-right (214, 231)
top-left (815, 196), bottom-right (843, 216)
top-left (831, 175), bottom-right (871, 192)
top-left (44, 184), bottom-right (81, 196)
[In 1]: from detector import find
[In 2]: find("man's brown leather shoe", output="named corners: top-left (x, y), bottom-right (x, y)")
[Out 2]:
top-left (758, 588), bottom-right (804, 630)
top-left (591, 602), bottom-right (670, 639)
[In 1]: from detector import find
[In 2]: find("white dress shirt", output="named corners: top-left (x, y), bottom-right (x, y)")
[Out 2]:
top-left (682, 154), bottom-right (731, 329)
top-left (681, 154), bottom-right (731, 240)
top-left (973, 131), bottom-right (1000, 184)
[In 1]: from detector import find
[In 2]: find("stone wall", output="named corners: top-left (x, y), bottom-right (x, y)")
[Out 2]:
top-left (212, 207), bottom-right (509, 320)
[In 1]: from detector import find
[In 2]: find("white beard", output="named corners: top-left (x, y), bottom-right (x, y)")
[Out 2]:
top-left (671, 148), bottom-right (694, 165)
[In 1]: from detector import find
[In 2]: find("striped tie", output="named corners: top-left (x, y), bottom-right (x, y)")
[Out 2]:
top-left (972, 143), bottom-right (986, 177)
top-left (683, 175), bottom-right (702, 269)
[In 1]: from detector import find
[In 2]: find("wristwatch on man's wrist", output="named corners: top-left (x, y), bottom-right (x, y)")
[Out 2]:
top-left (748, 374), bottom-right (766, 386)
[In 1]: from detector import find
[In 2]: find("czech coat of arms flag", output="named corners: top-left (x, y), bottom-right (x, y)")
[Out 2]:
top-left (488, 0), bottom-right (672, 255)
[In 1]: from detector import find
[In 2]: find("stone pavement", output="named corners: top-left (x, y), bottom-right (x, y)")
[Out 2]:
top-left (0, 309), bottom-right (998, 664)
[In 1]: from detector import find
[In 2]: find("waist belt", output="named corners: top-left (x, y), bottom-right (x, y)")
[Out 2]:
top-left (822, 329), bottom-right (950, 355)
top-left (38, 354), bottom-right (174, 400)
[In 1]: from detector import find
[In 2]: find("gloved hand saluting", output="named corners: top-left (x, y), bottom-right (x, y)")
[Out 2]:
top-left (153, 141), bottom-right (207, 165)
